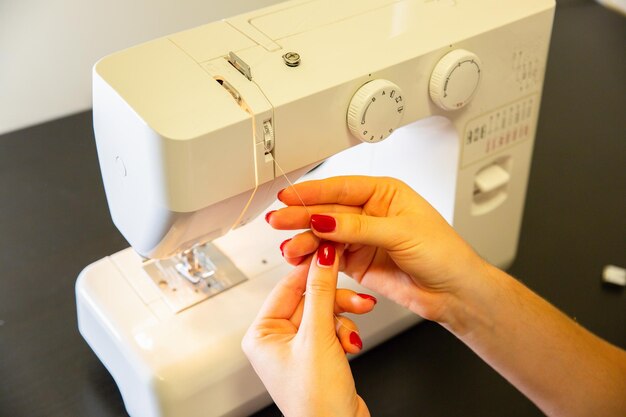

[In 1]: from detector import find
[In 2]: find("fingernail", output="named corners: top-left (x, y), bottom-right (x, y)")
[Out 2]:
top-left (350, 332), bottom-right (363, 350)
top-left (265, 210), bottom-right (276, 224)
top-left (279, 238), bottom-right (291, 256)
top-left (310, 214), bottom-right (336, 233)
top-left (316, 242), bottom-right (335, 267)
top-left (277, 189), bottom-right (285, 201)
top-left (357, 293), bottom-right (378, 304)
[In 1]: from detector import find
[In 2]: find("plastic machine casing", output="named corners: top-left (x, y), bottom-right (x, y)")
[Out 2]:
top-left (77, 1), bottom-right (555, 416)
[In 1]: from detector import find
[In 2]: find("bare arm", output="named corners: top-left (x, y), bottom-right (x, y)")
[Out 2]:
top-left (444, 263), bottom-right (626, 417)
top-left (271, 175), bottom-right (626, 416)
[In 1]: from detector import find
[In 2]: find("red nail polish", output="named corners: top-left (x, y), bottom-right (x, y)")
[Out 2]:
top-left (310, 214), bottom-right (336, 233)
top-left (357, 293), bottom-right (378, 304)
top-left (317, 242), bottom-right (335, 267)
top-left (349, 332), bottom-right (363, 350)
top-left (279, 238), bottom-right (291, 256)
top-left (265, 210), bottom-right (276, 224)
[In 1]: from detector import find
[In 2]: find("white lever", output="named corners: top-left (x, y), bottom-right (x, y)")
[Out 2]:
top-left (475, 164), bottom-right (510, 193)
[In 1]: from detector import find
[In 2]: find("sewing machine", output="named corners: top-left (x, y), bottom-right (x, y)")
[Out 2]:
top-left (76, 0), bottom-right (555, 415)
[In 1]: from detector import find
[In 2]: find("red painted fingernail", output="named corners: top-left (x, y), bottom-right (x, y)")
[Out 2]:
top-left (279, 238), bottom-right (291, 256)
top-left (357, 293), bottom-right (378, 304)
top-left (277, 189), bottom-right (285, 201)
top-left (310, 214), bottom-right (336, 233)
top-left (265, 210), bottom-right (276, 224)
top-left (317, 242), bottom-right (335, 267)
top-left (350, 332), bottom-right (363, 350)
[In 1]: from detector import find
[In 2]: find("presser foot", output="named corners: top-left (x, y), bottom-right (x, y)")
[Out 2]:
top-left (142, 243), bottom-right (247, 313)
top-left (175, 246), bottom-right (219, 284)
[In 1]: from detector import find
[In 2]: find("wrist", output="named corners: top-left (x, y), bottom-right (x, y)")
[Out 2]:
top-left (438, 259), bottom-right (508, 337)
top-left (288, 392), bottom-right (369, 417)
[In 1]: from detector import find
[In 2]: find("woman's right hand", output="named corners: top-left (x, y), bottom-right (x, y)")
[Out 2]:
top-left (267, 176), bottom-right (489, 325)
top-left (267, 176), bottom-right (626, 417)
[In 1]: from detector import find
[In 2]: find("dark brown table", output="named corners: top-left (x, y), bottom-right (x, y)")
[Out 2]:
top-left (1, 1), bottom-right (624, 416)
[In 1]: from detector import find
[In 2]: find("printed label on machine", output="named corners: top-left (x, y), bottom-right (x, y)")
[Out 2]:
top-left (462, 94), bottom-right (537, 167)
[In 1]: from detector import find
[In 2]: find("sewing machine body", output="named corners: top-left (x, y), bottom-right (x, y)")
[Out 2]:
top-left (77, 0), bottom-right (555, 415)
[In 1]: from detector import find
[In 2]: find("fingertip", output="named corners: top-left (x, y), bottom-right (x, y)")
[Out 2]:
top-left (335, 315), bottom-right (363, 353)
top-left (342, 342), bottom-right (361, 355)
top-left (265, 210), bottom-right (276, 224)
top-left (316, 241), bottom-right (336, 268)
top-left (356, 293), bottom-right (378, 305)
top-left (350, 294), bottom-right (376, 314)
top-left (338, 329), bottom-right (363, 354)
top-left (349, 331), bottom-right (363, 351)
top-left (279, 238), bottom-right (291, 256)
top-left (311, 214), bottom-right (336, 234)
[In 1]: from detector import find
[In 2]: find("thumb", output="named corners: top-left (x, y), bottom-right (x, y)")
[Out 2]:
top-left (300, 241), bottom-right (340, 334)
top-left (310, 212), bottom-right (401, 250)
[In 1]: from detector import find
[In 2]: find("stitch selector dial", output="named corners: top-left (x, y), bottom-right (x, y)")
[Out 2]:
top-left (347, 79), bottom-right (405, 143)
top-left (430, 49), bottom-right (482, 111)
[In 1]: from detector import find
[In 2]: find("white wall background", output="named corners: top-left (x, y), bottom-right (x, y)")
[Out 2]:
top-left (0, 0), bottom-right (285, 135)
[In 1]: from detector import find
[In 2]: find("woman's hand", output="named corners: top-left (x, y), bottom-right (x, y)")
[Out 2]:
top-left (242, 242), bottom-right (373, 417)
top-left (266, 176), bottom-right (488, 325)
top-left (262, 176), bottom-right (626, 417)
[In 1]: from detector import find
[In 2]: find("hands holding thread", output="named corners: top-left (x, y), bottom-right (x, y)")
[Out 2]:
top-left (244, 175), bottom-right (486, 417)
top-left (266, 175), bottom-right (487, 326)
top-left (244, 176), bottom-right (626, 417)
top-left (242, 242), bottom-right (372, 417)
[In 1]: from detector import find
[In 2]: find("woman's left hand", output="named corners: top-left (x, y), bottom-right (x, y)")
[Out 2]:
top-left (242, 242), bottom-right (374, 417)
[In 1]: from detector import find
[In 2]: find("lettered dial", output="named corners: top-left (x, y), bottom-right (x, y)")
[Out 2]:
top-left (430, 49), bottom-right (482, 111)
top-left (347, 79), bottom-right (405, 143)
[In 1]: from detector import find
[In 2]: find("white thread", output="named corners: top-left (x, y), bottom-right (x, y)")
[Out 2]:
top-left (269, 152), bottom-right (356, 335)
top-left (334, 314), bottom-right (359, 334)
top-left (267, 151), bottom-right (311, 216)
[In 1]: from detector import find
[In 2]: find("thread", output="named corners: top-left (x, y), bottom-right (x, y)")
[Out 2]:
top-left (267, 151), bottom-right (359, 336)
top-left (334, 314), bottom-right (359, 334)
top-left (266, 151), bottom-right (311, 216)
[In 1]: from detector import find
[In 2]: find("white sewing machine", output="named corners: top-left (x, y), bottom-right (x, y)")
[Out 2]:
top-left (76, 1), bottom-right (555, 416)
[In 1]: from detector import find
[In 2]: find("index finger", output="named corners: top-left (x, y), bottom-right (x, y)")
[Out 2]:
top-left (267, 204), bottom-right (361, 230)
top-left (255, 258), bottom-right (311, 320)
top-left (278, 176), bottom-right (388, 207)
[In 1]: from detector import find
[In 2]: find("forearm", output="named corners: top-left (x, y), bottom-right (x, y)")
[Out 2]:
top-left (443, 263), bottom-right (626, 417)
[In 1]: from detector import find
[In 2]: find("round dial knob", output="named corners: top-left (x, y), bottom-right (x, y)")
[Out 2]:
top-left (347, 79), bottom-right (405, 143)
top-left (430, 49), bottom-right (482, 111)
